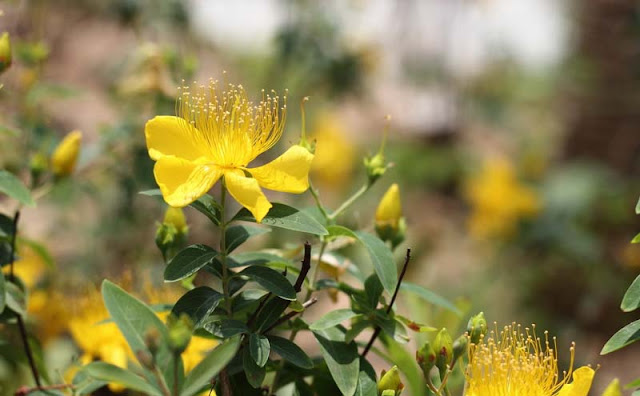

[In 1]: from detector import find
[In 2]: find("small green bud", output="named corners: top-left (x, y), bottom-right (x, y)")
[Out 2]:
top-left (433, 328), bottom-right (453, 377)
top-left (416, 340), bottom-right (436, 378)
top-left (467, 312), bottom-right (487, 345)
top-left (364, 152), bottom-right (387, 185)
top-left (30, 153), bottom-right (48, 183)
top-left (452, 334), bottom-right (468, 363)
top-left (0, 32), bottom-right (12, 74)
top-left (377, 366), bottom-right (404, 395)
top-left (156, 207), bottom-right (188, 261)
top-left (167, 313), bottom-right (193, 354)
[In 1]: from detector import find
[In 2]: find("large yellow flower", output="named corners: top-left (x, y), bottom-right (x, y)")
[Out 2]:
top-left (465, 324), bottom-right (594, 396)
top-left (144, 80), bottom-right (314, 222)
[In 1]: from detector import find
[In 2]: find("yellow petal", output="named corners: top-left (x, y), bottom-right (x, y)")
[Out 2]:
top-left (248, 145), bottom-right (313, 193)
top-left (51, 130), bottom-right (82, 176)
top-left (224, 170), bottom-right (272, 223)
top-left (558, 367), bottom-right (595, 396)
top-left (145, 115), bottom-right (207, 161)
top-left (154, 157), bottom-right (222, 207)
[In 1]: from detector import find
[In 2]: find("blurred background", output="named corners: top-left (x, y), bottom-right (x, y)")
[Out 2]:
top-left (1, 0), bottom-right (640, 394)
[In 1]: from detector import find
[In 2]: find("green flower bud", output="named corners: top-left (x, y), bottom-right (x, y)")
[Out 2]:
top-left (156, 206), bottom-right (188, 261)
top-left (377, 366), bottom-right (404, 395)
top-left (416, 340), bottom-right (436, 378)
top-left (452, 334), bottom-right (468, 363)
top-left (364, 152), bottom-right (387, 185)
top-left (0, 32), bottom-right (12, 74)
top-left (30, 152), bottom-right (48, 184)
top-left (166, 313), bottom-right (193, 354)
top-left (433, 328), bottom-right (453, 377)
top-left (467, 312), bottom-right (487, 345)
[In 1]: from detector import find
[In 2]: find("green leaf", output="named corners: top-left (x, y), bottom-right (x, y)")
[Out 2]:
top-left (313, 327), bottom-right (360, 396)
top-left (327, 226), bottom-right (397, 294)
top-left (601, 319), bottom-right (640, 354)
top-left (140, 189), bottom-right (221, 225)
top-left (239, 266), bottom-right (296, 300)
top-left (171, 287), bottom-right (223, 327)
top-left (267, 335), bottom-right (313, 369)
top-left (101, 280), bottom-right (168, 357)
top-left (345, 321), bottom-right (372, 344)
top-left (626, 377), bottom-right (640, 389)
top-left (354, 358), bottom-right (377, 396)
top-left (622, 275), bottom-right (640, 312)
top-left (219, 319), bottom-right (249, 337)
top-left (0, 170), bottom-right (34, 206)
top-left (309, 309), bottom-right (358, 331)
top-left (632, 233), bottom-right (640, 244)
top-left (364, 275), bottom-right (383, 309)
top-left (232, 203), bottom-right (328, 236)
top-left (225, 225), bottom-right (270, 253)
top-left (400, 282), bottom-right (462, 316)
top-left (165, 245), bottom-right (218, 282)
top-left (255, 297), bottom-right (290, 332)
top-left (249, 333), bottom-right (270, 367)
top-left (180, 336), bottom-right (241, 396)
top-left (84, 362), bottom-right (161, 396)
top-left (243, 346), bottom-right (266, 388)
top-left (636, 196), bottom-right (640, 215)
top-left (5, 282), bottom-right (26, 316)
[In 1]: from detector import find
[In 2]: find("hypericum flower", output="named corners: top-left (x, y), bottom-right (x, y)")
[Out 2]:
top-left (465, 323), bottom-right (594, 396)
top-left (144, 79), bottom-right (314, 222)
top-left (51, 130), bottom-right (82, 176)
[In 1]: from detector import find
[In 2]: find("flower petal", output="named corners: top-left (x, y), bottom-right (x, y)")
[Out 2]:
top-left (145, 116), bottom-right (207, 161)
top-left (557, 366), bottom-right (595, 396)
top-left (154, 156), bottom-right (222, 207)
top-left (247, 145), bottom-right (313, 193)
top-left (224, 169), bottom-right (272, 223)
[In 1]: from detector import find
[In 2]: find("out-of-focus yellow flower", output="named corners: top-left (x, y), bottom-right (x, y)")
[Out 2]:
top-left (465, 323), bottom-right (594, 396)
top-left (310, 115), bottom-right (355, 190)
top-left (0, 32), bottom-right (12, 74)
top-left (7, 243), bottom-right (47, 289)
top-left (51, 130), bottom-right (82, 176)
top-left (145, 80), bottom-right (314, 222)
top-left (28, 289), bottom-right (69, 343)
top-left (376, 184), bottom-right (402, 231)
top-left (464, 158), bottom-right (540, 240)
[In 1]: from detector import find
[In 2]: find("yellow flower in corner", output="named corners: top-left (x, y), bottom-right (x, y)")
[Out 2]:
top-left (51, 130), bottom-right (82, 176)
top-left (144, 80), bottom-right (314, 222)
top-left (465, 323), bottom-right (594, 396)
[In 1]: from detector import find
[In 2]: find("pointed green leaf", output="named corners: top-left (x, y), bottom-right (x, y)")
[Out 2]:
top-left (171, 286), bottom-right (223, 327)
top-left (180, 336), bottom-right (241, 396)
top-left (625, 377), bottom-right (640, 389)
top-left (84, 362), bottom-right (161, 396)
top-left (622, 275), bottom-right (640, 312)
top-left (268, 335), bottom-right (313, 369)
top-left (239, 266), bottom-right (296, 300)
top-left (636, 196), bottom-right (640, 215)
top-left (249, 333), bottom-right (270, 367)
top-left (309, 309), bottom-right (358, 331)
top-left (400, 282), bottom-right (462, 316)
top-left (313, 327), bottom-right (360, 396)
top-left (165, 244), bottom-right (218, 282)
top-left (5, 282), bottom-right (26, 316)
top-left (601, 319), bottom-right (640, 354)
top-left (254, 297), bottom-right (289, 332)
top-left (633, 233), bottom-right (640, 244)
top-left (355, 358), bottom-right (377, 396)
top-left (140, 189), bottom-right (221, 225)
top-left (225, 225), bottom-right (270, 253)
top-left (0, 170), bottom-right (34, 206)
top-left (232, 203), bottom-right (328, 236)
top-left (101, 280), bottom-right (168, 356)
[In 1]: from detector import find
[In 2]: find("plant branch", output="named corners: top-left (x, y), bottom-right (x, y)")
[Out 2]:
top-left (15, 383), bottom-right (74, 396)
top-left (262, 298), bottom-right (318, 334)
top-left (329, 184), bottom-right (368, 220)
top-left (293, 242), bottom-right (312, 292)
top-left (361, 248), bottom-right (411, 358)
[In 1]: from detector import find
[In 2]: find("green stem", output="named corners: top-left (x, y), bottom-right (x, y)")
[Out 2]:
top-left (219, 182), bottom-right (232, 317)
top-left (328, 184), bottom-right (368, 221)
top-left (308, 181), bottom-right (329, 220)
top-left (153, 366), bottom-right (172, 396)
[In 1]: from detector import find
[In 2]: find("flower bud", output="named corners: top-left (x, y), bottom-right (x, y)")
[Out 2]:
top-left (51, 130), bottom-right (82, 177)
top-left (433, 328), bottom-right (453, 377)
top-left (452, 334), bottom-right (468, 363)
top-left (364, 152), bottom-right (387, 185)
top-left (602, 378), bottom-right (622, 396)
top-left (377, 365), bottom-right (404, 395)
top-left (467, 312), bottom-right (487, 345)
top-left (166, 313), bottom-right (193, 354)
top-left (0, 32), bottom-right (12, 74)
top-left (416, 340), bottom-right (436, 378)
top-left (30, 153), bottom-right (48, 184)
top-left (156, 206), bottom-right (189, 261)
top-left (375, 184), bottom-right (406, 248)
top-left (164, 206), bottom-right (187, 233)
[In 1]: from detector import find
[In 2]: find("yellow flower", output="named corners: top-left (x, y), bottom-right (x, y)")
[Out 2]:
top-left (465, 323), bottom-right (594, 396)
top-left (164, 206), bottom-right (188, 232)
top-left (51, 130), bottom-right (82, 176)
top-left (144, 80), bottom-right (314, 222)
top-left (0, 32), bottom-right (11, 74)
top-left (464, 158), bottom-right (540, 240)
top-left (376, 184), bottom-right (402, 231)
top-left (601, 378), bottom-right (622, 396)
top-left (310, 114), bottom-right (355, 190)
